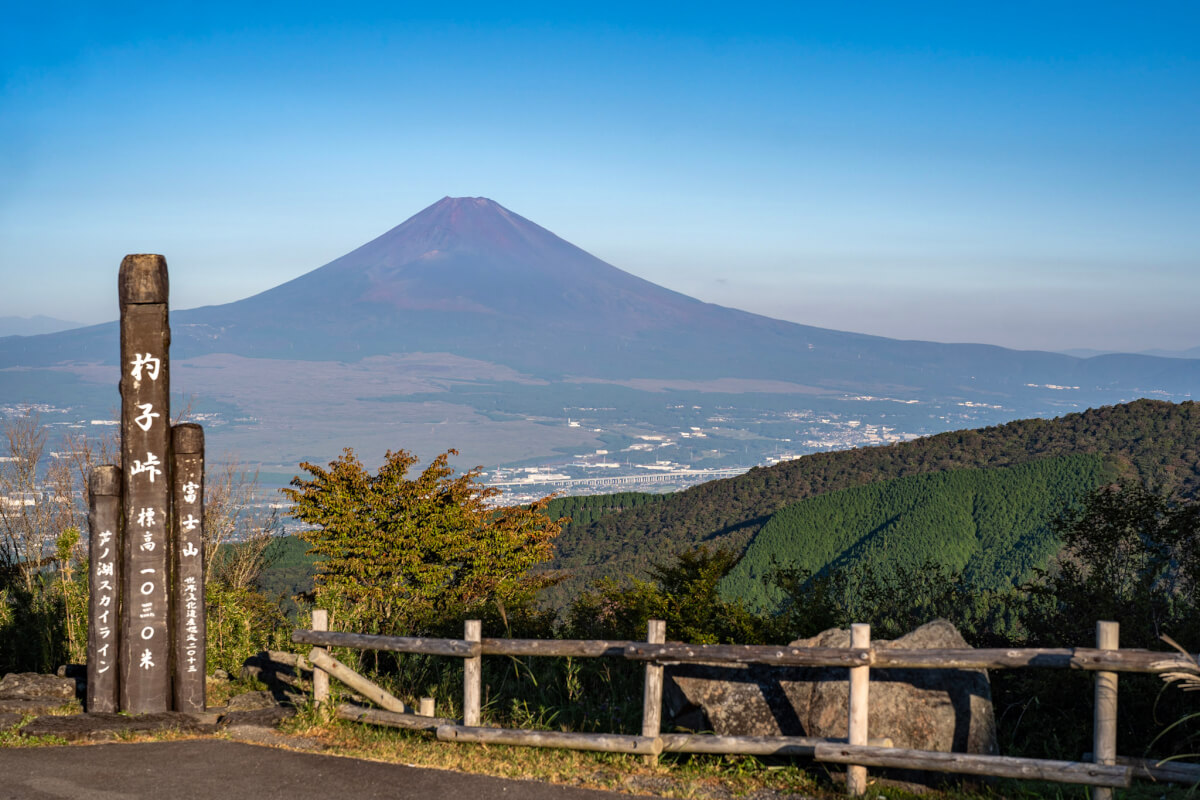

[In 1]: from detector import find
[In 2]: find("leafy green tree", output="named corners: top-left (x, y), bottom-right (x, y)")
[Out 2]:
top-left (564, 546), bottom-right (770, 644)
top-left (1024, 483), bottom-right (1200, 649)
top-left (284, 448), bottom-right (562, 636)
top-left (1007, 484), bottom-right (1200, 761)
top-left (770, 559), bottom-right (1021, 644)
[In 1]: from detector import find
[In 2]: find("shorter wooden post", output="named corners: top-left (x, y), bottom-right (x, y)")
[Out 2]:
top-left (419, 697), bottom-right (435, 717)
top-left (641, 619), bottom-right (666, 766)
top-left (312, 609), bottom-right (329, 708)
top-left (847, 623), bottom-right (871, 795)
top-left (171, 423), bottom-right (206, 713)
top-left (86, 466), bottom-right (121, 713)
top-left (1093, 621), bottom-right (1119, 800)
top-left (463, 619), bottom-right (482, 726)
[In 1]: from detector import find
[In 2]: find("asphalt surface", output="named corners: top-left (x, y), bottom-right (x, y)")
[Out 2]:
top-left (0, 739), bottom-right (635, 800)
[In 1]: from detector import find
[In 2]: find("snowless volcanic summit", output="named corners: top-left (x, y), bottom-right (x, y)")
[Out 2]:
top-left (227, 196), bottom-right (715, 331)
top-left (165, 194), bottom-right (840, 377)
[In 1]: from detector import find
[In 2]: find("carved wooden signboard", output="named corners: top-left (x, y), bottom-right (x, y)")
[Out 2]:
top-left (118, 254), bottom-right (173, 714)
top-left (86, 253), bottom-right (207, 714)
top-left (86, 465), bottom-right (121, 712)
top-left (172, 423), bottom-right (206, 712)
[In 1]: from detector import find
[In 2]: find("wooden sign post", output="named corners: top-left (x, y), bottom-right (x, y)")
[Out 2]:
top-left (86, 465), bottom-right (121, 712)
top-left (172, 423), bottom-right (206, 712)
top-left (87, 253), bottom-right (209, 714)
top-left (118, 254), bottom-right (173, 714)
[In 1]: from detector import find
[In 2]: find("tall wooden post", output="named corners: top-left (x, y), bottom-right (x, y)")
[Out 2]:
top-left (172, 424), bottom-right (206, 712)
top-left (118, 254), bottom-right (172, 714)
top-left (1093, 621), bottom-right (1119, 800)
top-left (463, 619), bottom-right (482, 726)
top-left (847, 623), bottom-right (871, 795)
top-left (641, 619), bottom-right (666, 766)
top-left (86, 465), bottom-right (121, 712)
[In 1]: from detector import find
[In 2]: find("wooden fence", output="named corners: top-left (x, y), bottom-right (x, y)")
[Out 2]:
top-left (293, 614), bottom-right (1200, 796)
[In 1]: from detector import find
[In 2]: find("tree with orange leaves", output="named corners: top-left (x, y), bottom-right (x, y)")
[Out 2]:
top-left (283, 448), bottom-right (561, 636)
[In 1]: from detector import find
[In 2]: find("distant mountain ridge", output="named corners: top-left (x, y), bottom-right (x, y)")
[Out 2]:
top-left (4, 196), bottom-right (1200, 396)
top-left (0, 315), bottom-right (84, 338)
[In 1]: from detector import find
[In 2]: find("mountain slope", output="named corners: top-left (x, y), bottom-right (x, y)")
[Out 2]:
top-left (543, 399), bottom-right (1200, 604)
top-left (719, 454), bottom-right (1110, 612)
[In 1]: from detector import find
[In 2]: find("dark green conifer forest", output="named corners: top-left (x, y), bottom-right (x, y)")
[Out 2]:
top-left (722, 454), bottom-right (1110, 612)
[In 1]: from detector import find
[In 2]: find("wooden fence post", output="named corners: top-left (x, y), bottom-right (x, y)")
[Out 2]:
top-left (642, 619), bottom-right (666, 766)
top-left (419, 697), bottom-right (436, 717)
top-left (1093, 621), bottom-right (1119, 800)
top-left (312, 609), bottom-right (329, 708)
top-left (847, 623), bottom-right (871, 795)
top-left (463, 619), bottom-right (482, 726)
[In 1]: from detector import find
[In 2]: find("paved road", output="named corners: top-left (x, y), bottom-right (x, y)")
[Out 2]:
top-left (0, 739), bottom-right (634, 800)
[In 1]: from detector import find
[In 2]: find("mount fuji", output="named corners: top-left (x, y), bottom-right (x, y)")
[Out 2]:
top-left (2, 197), bottom-right (1197, 474)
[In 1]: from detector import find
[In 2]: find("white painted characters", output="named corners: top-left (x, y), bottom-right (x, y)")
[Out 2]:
top-left (183, 577), bottom-right (200, 672)
top-left (129, 452), bottom-right (163, 483)
top-left (133, 403), bottom-right (160, 432)
top-left (129, 353), bottom-right (161, 383)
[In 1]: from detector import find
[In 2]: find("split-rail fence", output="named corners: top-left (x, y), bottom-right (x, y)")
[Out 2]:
top-left (293, 613), bottom-right (1200, 797)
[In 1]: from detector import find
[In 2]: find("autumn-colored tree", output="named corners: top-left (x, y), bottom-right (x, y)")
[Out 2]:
top-left (283, 448), bottom-right (561, 635)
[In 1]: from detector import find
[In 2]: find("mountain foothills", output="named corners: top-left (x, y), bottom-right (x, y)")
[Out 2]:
top-left (2, 197), bottom-right (1200, 475)
top-left (542, 399), bottom-right (1200, 605)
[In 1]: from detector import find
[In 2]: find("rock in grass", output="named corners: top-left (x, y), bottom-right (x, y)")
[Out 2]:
top-left (0, 698), bottom-right (77, 715)
top-left (226, 691), bottom-right (279, 712)
top-left (219, 706), bottom-right (296, 729)
top-left (0, 673), bottom-right (76, 702)
top-left (18, 712), bottom-right (218, 742)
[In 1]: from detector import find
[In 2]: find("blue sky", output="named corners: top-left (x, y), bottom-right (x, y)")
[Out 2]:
top-left (2, 2), bottom-right (1197, 352)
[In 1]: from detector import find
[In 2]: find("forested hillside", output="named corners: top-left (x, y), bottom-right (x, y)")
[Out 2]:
top-left (544, 399), bottom-right (1200, 604)
top-left (544, 492), bottom-right (660, 527)
top-left (720, 453), bottom-right (1110, 612)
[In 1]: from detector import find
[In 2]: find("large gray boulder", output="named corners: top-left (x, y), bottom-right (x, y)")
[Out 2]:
top-left (664, 619), bottom-right (997, 754)
top-left (0, 672), bottom-right (76, 702)
top-left (0, 672), bottom-right (79, 715)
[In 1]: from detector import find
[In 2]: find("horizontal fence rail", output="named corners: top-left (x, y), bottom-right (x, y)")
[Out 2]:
top-left (622, 642), bottom-right (1195, 673)
top-left (294, 629), bottom-right (479, 657)
top-left (294, 629), bottom-right (1196, 674)
top-left (813, 743), bottom-right (1132, 788)
top-left (294, 615), bottom-right (1199, 796)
